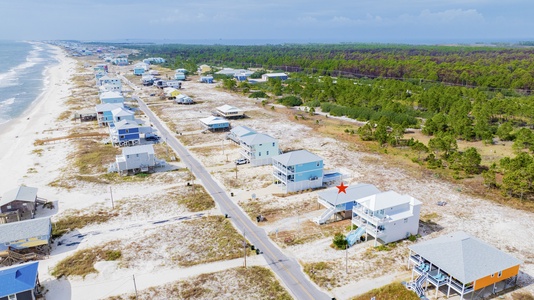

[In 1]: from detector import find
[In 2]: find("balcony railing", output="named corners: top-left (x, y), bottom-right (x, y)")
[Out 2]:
top-left (273, 171), bottom-right (293, 183)
top-left (273, 163), bottom-right (295, 175)
top-left (352, 205), bottom-right (388, 226)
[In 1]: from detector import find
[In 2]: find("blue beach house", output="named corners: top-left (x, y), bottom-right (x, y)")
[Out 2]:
top-left (0, 261), bottom-right (40, 300)
top-left (109, 119), bottom-right (142, 146)
top-left (199, 116), bottom-right (229, 131)
top-left (111, 107), bottom-right (135, 125)
top-left (0, 218), bottom-right (52, 252)
top-left (239, 133), bottom-right (279, 166)
top-left (200, 75), bottom-right (214, 83)
top-left (95, 103), bottom-right (124, 127)
top-left (272, 150), bottom-right (324, 193)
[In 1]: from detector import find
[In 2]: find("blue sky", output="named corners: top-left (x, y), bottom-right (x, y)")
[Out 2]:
top-left (0, 0), bottom-right (532, 43)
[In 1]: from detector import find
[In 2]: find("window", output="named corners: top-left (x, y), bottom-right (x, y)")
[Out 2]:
top-left (136, 154), bottom-right (139, 157)
top-left (126, 155), bottom-right (130, 158)
top-left (316, 162), bottom-right (320, 167)
top-left (259, 152), bottom-right (261, 156)
top-left (404, 218), bottom-right (408, 223)
top-left (272, 142), bottom-right (275, 147)
top-left (267, 151), bottom-right (269, 155)
top-left (491, 273), bottom-right (494, 278)
top-left (8, 294), bottom-right (17, 300)
top-left (498, 271), bottom-right (502, 277)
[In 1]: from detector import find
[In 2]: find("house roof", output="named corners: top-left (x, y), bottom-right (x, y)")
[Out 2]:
top-left (95, 103), bottom-right (124, 112)
top-left (410, 232), bottom-right (522, 283)
top-left (99, 91), bottom-right (123, 99)
top-left (0, 261), bottom-right (39, 298)
top-left (240, 133), bottom-right (277, 146)
top-left (0, 218), bottom-right (51, 245)
top-left (111, 108), bottom-right (134, 118)
top-left (114, 119), bottom-right (143, 129)
top-left (217, 104), bottom-right (242, 114)
top-left (122, 144), bottom-right (155, 156)
top-left (230, 126), bottom-right (256, 138)
top-left (1, 186), bottom-right (38, 207)
top-left (273, 150), bottom-right (322, 166)
top-left (359, 191), bottom-right (420, 211)
top-left (317, 183), bottom-right (380, 205)
top-left (264, 73), bottom-right (288, 77)
top-left (199, 116), bottom-right (229, 126)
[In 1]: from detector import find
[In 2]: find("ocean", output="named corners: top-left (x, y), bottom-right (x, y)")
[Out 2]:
top-left (0, 40), bottom-right (59, 124)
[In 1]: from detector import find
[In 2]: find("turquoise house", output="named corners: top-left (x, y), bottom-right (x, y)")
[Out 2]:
top-left (239, 133), bottom-right (279, 166)
top-left (174, 72), bottom-right (186, 81)
top-left (0, 261), bottom-right (40, 300)
top-left (133, 66), bottom-right (145, 76)
top-left (199, 116), bottom-right (229, 131)
top-left (96, 103), bottom-right (124, 127)
top-left (272, 150), bottom-right (324, 193)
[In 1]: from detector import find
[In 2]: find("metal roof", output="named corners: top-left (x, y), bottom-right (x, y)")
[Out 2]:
top-left (240, 133), bottom-right (277, 146)
top-left (199, 116), bottom-right (229, 126)
top-left (111, 107), bottom-right (134, 117)
top-left (317, 183), bottom-right (380, 205)
top-left (99, 91), bottom-right (123, 99)
top-left (272, 150), bottom-right (322, 166)
top-left (359, 191), bottom-right (421, 211)
top-left (122, 144), bottom-right (155, 155)
top-left (114, 119), bottom-right (143, 129)
top-left (0, 261), bottom-right (39, 298)
top-left (216, 104), bottom-right (242, 113)
top-left (409, 232), bottom-right (522, 283)
top-left (95, 103), bottom-right (124, 112)
top-left (0, 218), bottom-right (51, 244)
top-left (1, 186), bottom-right (38, 207)
top-left (230, 126), bottom-right (256, 138)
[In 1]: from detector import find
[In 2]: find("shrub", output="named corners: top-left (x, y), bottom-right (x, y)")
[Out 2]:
top-left (331, 233), bottom-right (348, 250)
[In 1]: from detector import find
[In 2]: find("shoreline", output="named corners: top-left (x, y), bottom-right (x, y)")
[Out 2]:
top-left (0, 45), bottom-right (76, 191)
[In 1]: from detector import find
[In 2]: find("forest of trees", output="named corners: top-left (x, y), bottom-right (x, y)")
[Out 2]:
top-left (125, 43), bottom-right (534, 200)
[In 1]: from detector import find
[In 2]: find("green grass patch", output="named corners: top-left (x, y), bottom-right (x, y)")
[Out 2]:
top-left (52, 242), bottom-right (121, 278)
top-left (351, 282), bottom-right (419, 300)
top-left (176, 184), bottom-right (215, 212)
top-left (52, 210), bottom-right (118, 238)
top-left (72, 139), bottom-right (119, 174)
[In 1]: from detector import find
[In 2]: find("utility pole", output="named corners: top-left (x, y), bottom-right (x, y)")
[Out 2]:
top-left (235, 165), bottom-right (238, 180)
top-left (345, 244), bottom-right (348, 274)
top-left (132, 275), bottom-right (138, 300)
top-left (109, 186), bottom-right (114, 209)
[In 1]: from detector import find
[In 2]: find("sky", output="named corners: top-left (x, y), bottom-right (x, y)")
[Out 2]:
top-left (0, 0), bottom-right (532, 44)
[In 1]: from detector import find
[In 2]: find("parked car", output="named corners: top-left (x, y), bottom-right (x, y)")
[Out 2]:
top-left (235, 158), bottom-right (249, 165)
top-left (145, 134), bottom-right (160, 141)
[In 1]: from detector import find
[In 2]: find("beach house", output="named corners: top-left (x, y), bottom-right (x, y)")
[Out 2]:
top-left (234, 71), bottom-right (254, 81)
top-left (262, 73), bottom-right (288, 81)
top-left (97, 75), bottom-right (122, 92)
top-left (176, 68), bottom-right (188, 74)
top-left (174, 94), bottom-right (194, 104)
top-left (272, 150), bottom-right (324, 193)
top-left (239, 133), bottom-right (279, 166)
top-left (314, 183), bottom-right (381, 225)
top-left (133, 63), bottom-right (148, 76)
top-left (407, 232), bottom-right (522, 299)
top-left (351, 191), bottom-right (422, 245)
top-left (111, 107), bottom-right (135, 125)
top-left (94, 70), bottom-right (106, 83)
top-left (109, 145), bottom-right (165, 175)
top-left (0, 217), bottom-right (51, 252)
top-left (0, 262), bottom-right (40, 300)
top-left (199, 116), bottom-right (230, 131)
top-left (164, 88), bottom-right (180, 99)
top-left (95, 103), bottom-right (124, 127)
top-left (99, 91), bottom-right (124, 104)
top-left (0, 186), bottom-right (39, 223)
top-left (112, 57), bottom-right (129, 66)
top-left (109, 119), bottom-right (143, 146)
top-left (215, 104), bottom-right (245, 119)
top-left (165, 80), bottom-right (182, 89)
top-left (200, 75), bottom-right (214, 83)
top-left (198, 64), bottom-right (212, 74)
top-left (226, 126), bottom-right (257, 144)
top-left (174, 72), bottom-right (186, 81)
top-left (141, 74), bottom-right (155, 86)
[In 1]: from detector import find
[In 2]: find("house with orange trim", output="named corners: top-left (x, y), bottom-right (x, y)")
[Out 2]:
top-left (406, 231), bottom-right (521, 299)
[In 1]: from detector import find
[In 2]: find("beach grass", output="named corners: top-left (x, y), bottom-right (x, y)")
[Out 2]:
top-left (52, 241), bottom-right (122, 278)
top-left (106, 266), bottom-right (291, 300)
top-left (175, 184), bottom-right (215, 212)
top-left (52, 209), bottom-right (118, 238)
top-left (350, 282), bottom-right (419, 300)
top-left (72, 139), bottom-right (119, 174)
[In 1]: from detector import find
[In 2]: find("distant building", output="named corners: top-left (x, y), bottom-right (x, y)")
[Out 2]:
top-left (133, 63), bottom-right (148, 76)
top-left (200, 75), bottom-right (214, 83)
top-left (262, 73), bottom-right (288, 81)
top-left (112, 57), bottom-right (129, 66)
top-left (199, 116), bottom-right (229, 131)
top-left (215, 104), bottom-right (244, 119)
top-left (111, 107), bottom-right (135, 125)
top-left (0, 261), bottom-right (40, 300)
top-left (272, 150), bottom-right (324, 193)
top-left (239, 133), bottom-right (280, 166)
top-left (97, 75), bottom-right (122, 92)
top-left (198, 64), bottom-right (211, 74)
top-left (174, 94), bottom-right (194, 104)
top-left (99, 91), bottom-right (124, 104)
top-left (165, 80), bottom-right (182, 89)
top-left (174, 72), bottom-right (186, 81)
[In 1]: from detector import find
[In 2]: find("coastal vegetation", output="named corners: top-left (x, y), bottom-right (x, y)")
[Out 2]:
top-left (52, 241), bottom-right (122, 278)
top-left (125, 43), bottom-right (534, 202)
top-left (350, 282), bottom-right (419, 300)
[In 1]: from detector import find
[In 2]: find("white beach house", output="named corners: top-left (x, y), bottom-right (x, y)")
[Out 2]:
top-left (109, 144), bottom-right (165, 175)
top-left (226, 126), bottom-right (257, 144)
top-left (215, 104), bottom-right (244, 119)
top-left (99, 91), bottom-right (124, 104)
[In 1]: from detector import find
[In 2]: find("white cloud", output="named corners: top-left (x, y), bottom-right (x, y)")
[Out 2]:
top-left (418, 8), bottom-right (484, 22)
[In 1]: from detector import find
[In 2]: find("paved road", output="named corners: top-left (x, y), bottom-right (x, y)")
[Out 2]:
top-left (136, 97), bottom-right (331, 300)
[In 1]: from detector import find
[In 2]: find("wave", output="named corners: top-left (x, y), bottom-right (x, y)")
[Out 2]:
top-left (0, 43), bottom-right (44, 86)
top-left (0, 97), bottom-right (15, 108)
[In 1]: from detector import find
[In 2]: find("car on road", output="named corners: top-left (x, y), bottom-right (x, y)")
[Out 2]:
top-left (145, 134), bottom-right (161, 142)
top-left (235, 158), bottom-right (249, 165)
